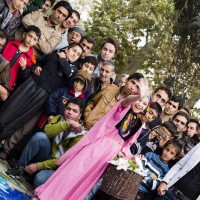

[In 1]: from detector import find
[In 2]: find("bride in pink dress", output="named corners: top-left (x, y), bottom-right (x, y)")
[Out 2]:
top-left (34, 78), bottom-right (150, 200)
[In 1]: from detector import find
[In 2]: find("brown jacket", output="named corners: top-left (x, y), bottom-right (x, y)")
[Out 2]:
top-left (84, 84), bottom-right (120, 130)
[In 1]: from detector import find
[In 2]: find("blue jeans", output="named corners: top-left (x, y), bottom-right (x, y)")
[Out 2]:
top-left (84, 178), bottom-right (103, 200)
top-left (18, 132), bottom-right (51, 167)
top-left (34, 169), bottom-right (55, 188)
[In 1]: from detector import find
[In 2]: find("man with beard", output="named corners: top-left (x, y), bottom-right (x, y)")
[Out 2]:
top-left (16, 1), bottom-right (72, 58)
top-left (161, 95), bottom-right (184, 122)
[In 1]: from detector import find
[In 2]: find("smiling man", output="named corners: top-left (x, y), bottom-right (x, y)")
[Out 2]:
top-left (17, 1), bottom-right (72, 58)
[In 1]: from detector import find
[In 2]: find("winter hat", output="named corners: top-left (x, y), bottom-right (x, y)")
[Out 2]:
top-left (68, 26), bottom-right (85, 37)
top-left (73, 70), bottom-right (91, 90)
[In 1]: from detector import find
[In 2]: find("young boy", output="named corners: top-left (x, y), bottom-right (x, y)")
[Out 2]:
top-left (135, 139), bottom-right (183, 200)
top-left (0, 0), bottom-right (30, 38)
top-left (42, 70), bottom-right (91, 126)
top-left (131, 102), bottom-right (163, 155)
top-left (141, 121), bottom-right (177, 155)
top-left (80, 56), bottom-right (97, 75)
top-left (0, 25), bottom-right (41, 100)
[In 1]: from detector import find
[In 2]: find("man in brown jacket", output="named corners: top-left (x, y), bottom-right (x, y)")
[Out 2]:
top-left (84, 73), bottom-right (144, 130)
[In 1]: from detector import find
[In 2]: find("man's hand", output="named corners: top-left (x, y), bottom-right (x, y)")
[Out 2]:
top-left (25, 163), bottom-right (38, 174)
top-left (67, 120), bottom-right (82, 133)
top-left (150, 173), bottom-right (157, 180)
top-left (34, 66), bottom-right (42, 76)
top-left (19, 57), bottom-right (27, 70)
top-left (157, 182), bottom-right (168, 196)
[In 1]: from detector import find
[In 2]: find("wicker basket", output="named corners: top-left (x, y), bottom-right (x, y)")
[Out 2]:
top-left (101, 163), bottom-right (143, 200)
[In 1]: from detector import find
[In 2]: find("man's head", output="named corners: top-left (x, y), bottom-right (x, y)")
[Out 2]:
top-left (0, 29), bottom-right (8, 52)
top-left (161, 139), bottom-right (183, 163)
top-left (99, 61), bottom-right (115, 83)
top-left (11, 0), bottom-right (29, 12)
top-left (186, 119), bottom-right (199, 137)
top-left (67, 26), bottom-right (85, 44)
top-left (152, 86), bottom-right (172, 107)
top-left (41, 0), bottom-right (55, 12)
top-left (64, 98), bottom-right (83, 121)
top-left (49, 1), bottom-right (72, 26)
top-left (164, 95), bottom-right (184, 116)
top-left (144, 102), bottom-right (162, 122)
top-left (73, 70), bottom-right (91, 92)
top-left (117, 74), bottom-right (129, 87)
top-left (123, 73), bottom-right (144, 95)
top-left (65, 43), bottom-right (83, 63)
top-left (80, 35), bottom-right (95, 58)
top-left (80, 56), bottom-right (98, 75)
top-left (62, 10), bottom-right (80, 29)
top-left (179, 107), bottom-right (190, 115)
top-left (100, 37), bottom-right (119, 62)
top-left (22, 25), bottom-right (41, 48)
top-left (172, 111), bottom-right (190, 133)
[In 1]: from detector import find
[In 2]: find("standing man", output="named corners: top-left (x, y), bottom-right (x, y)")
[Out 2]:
top-left (55, 9), bottom-right (80, 51)
top-left (156, 142), bottom-right (200, 200)
top-left (18, 1), bottom-right (72, 58)
top-left (161, 95), bottom-right (184, 122)
top-left (93, 37), bottom-right (119, 78)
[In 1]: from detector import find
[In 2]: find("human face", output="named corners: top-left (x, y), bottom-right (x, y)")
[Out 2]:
top-left (100, 43), bottom-right (115, 61)
top-left (145, 108), bottom-right (158, 122)
top-left (50, 6), bottom-right (69, 25)
top-left (187, 122), bottom-right (197, 137)
top-left (173, 115), bottom-right (187, 132)
top-left (81, 62), bottom-right (95, 75)
top-left (117, 77), bottom-right (127, 87)
top-left (67, 31), bottom-right (82, 44)
top-left (161, 144), bottom-right (177, 163)
top-left (23, 31), bottom-right (39, 47)
top-left (124, 79), bottom-right (140, 95)
top-left (63, 12), bottom-right (79, 28)
top-left (131, 97), bottom-right (149, 114)
top-left (64, 103), bottom-right (81, 121)
top-left (42, 0), bottom-right (52, 12)
top-left (0, 37), bottom-right (6, 51)
top-left (65, 45), bottom-right (82, 63)
top-left (80, 39), bottom-right (93, 57)
top-left (11, 0), bottom-right (29, 11)
top-left (152, 90), bottom-right (169, 107)
top-left (99, 65), bottom-right (114, 83)
top-left (73, 79), bottom-right (85, 92)
top-left (164, 101), bottom-right (179, 115)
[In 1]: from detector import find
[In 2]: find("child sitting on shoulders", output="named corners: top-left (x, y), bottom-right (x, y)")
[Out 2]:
top-left (135, 139), bottom-right (183, 200)
top-left (0, 25), bottom-right (41, 100)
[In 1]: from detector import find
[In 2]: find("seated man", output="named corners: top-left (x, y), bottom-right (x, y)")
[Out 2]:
top-left (16, 1), bottom-right (72, 58)
top-left (6, 98), bottom-right (86, 188)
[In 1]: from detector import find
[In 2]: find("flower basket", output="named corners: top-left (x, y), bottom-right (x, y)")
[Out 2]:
top-left (101, 163), bottom-right (143, 200)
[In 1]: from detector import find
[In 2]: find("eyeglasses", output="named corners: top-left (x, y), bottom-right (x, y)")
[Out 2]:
top-left (174, 118), bottom-right (186, 126)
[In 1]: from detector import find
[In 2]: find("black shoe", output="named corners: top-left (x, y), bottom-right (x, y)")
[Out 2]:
top-left (6, 165), bottom-right (24, 177)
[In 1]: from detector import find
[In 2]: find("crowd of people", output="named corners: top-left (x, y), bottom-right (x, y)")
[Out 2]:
top-left (0, 0), bottom-right (199, 200)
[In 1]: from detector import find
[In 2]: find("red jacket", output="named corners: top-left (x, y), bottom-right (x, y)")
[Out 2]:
top-left (2, 40), bottom-right (36, 90)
